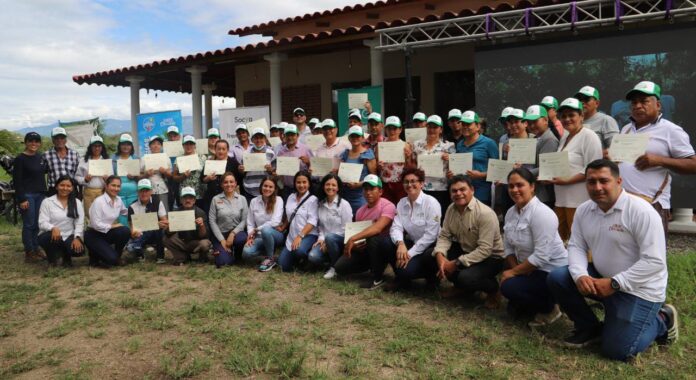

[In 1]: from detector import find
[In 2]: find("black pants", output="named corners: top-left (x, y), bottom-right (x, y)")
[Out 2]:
top-left (38, 232), bottom-right (79, 265)
top-left (334, 235), bottom-right (391, 282)
top-left (387, 239), bottom-right (437, 284)
top-left (84, 227), bottom-right (130, 268)
top-left (446, 244), bottom-right (503, 294)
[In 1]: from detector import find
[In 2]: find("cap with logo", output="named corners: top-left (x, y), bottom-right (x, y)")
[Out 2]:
top-left (447, 109), bottom-right (462, 120)
top-left (52, 127), bottom-right (67, 137)
top-left (24, 132), bottom-right (41, 142)
top-left (558, 98), bottom-right (584, 112)
top-left (235, 124), bottom-right (248, 132)
top-left (347, 125), bottom-right (364, 136)
top-left (251, 127), bottom-right (266, 137)
top-left (308, 118), bottom-right (320, 126)
top-left (284, 124), bottom-right (298, 135)
top-left (412, 112), bottom-right (427, 122)
top-left (426, 115), bottom-right (443, 127)
top-left (523, 105), bottom-right (548, 121)
top-left (207, 128), bottom-right (220, 138)
top-left (90, 135), bottom-right (104, 144)
top-left (293, 107), bottom-right (306, 115)
top-left (460, 110), bottom-right (480, 124)
top-left (499, 107), bottom-right (514, 122)
top-left (384, 116), bottom-right (402, 128)
top-left (119, 133), bottom-right (134, 143)
top-left (180, 186), bottom-right (196, 198)
top-left (625, 81), bottom-right (661, 100)
top-left (167, 126), bottom-right (180, 135)
top-left (362, 174), bottom-right (382, 188)
top-left (367, 112), bottom-right (382, 123)
top-left (540, 96), bottom-right (559, 110)
top-left (509, 108), bottom-right (525, 120)
top-left (321, 119), bottom-right (337, 129)
top-left (348, 109), bottom-right (362, 120)
top-left (576, 85), bottom-right (600, 100)
top-left (182, 135), bottom-right (196, 144)
top-left (137, 179), bottom-right (153, 191)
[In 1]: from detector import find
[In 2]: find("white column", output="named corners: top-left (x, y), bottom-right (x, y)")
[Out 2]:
top-left (669, 208), bottom-right (696, 233)
top-left (202, 83), bottom-right (216, 131)
top-left (125, 75), bottom-right (144, 156)
top-left (264, 53), bottom-right (287, 124)
top-left (186, 65), bottom-right (207, 138)
top-left (363, 38), bottom-right (384, 113)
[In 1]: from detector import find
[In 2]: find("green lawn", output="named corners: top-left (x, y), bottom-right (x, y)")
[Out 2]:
top-left (0, 219), bottom-right (693, 379)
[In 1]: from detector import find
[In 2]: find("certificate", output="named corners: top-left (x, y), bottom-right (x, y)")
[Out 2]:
top-left (168, 210), bottom-right (195, 232)
top-left (163, 141), bottom-right (184, 157)
top-left (176, 154), bottom-right (202, 173)
top-left (117, 159), bottom-right (141, 177)
top-left (196, 139), bottom-right (209, 156)
top-left (268, 137), bottom-right (283, 147)
top-left (418, 154), bottom-right (444, 178)
top-left (131, 212), bottom-right (159, 232)
top-left (247, 118), bottom-right (270, 137)
top-left (310, 157), bottom-right (334, 177)
top-left (609, 134), bottom-right (650, 163)
top-left (344, 220), bottom-right (373, 244)
top-left (486, 159), bottom-right (514, 184)
top-left (507, 139), bottom-right (537, 164)
top-left (203, 160), bottom-right (227, 176)
top-left (338, 162), bottom-right (363, 183)
top-left (449, 153), bottom-right (473, 175)
top-left (88, 159), bottom-right (114, 176)
top-left (276, 156), bottom-right (300, 176)
top-left (305, 134), bottom-right (325, 151)
top-left (142, 153), bottom-right (170, 171)
top-left (405, 128), bottom-right (427, 144)
top-left (242, 152), bottom-right (267, 172)
top-left (538, 151), bottom-right (570, 181)
top-left (378, 141), bottom-right (405, 163)
top-left (348, 93), bottom-right (368, 109)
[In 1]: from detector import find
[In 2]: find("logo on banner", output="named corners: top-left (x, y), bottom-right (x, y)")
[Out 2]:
top-left (143, 117), bottom-right (155, 133)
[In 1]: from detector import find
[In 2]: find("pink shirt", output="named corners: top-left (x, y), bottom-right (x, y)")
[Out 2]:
top-left (355, 197), bottom-right (396, 236)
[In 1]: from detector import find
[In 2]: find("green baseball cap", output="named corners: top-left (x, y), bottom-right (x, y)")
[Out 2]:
top-left (148, 135), bottom-right (163, 144)
top-left (540, 96), bottom-right (559, 110)
top-left (308, 117), bottom-right (320, 126)
top-left (384, 116), bottom-right (402, 128)
top-left (412, 112), bottom-right (426, 122)
top-left (367, 112), bottom-right (382, 123)
top-left (509, 108), bottom-right (525, 120)
top-left (207, 128), bottom-right (220, 138)
top-left (576, 85), bottom-right (600, 100)
top-left (426, 115), bottom-right (443, 127)
top-left (460, 110), bottom-right (480, 124)
top-left (321, 119), bottom-right (337, 129)
top-left (284, 124), bottom-right (298, 135)
top-left (137, 179), bottom-right (153, 191)
top-left (558, 98), bottom-right (584, 113)
top-left (447, 109), bottom-right (462, 120)
top-left (499, 107), bottom-right (514, 122)
top-left (119, 133), bottom-right (134, 143)
top-left (180, 186), bottom-right (196, 198)
top-left (90, 135), bottom-right (104, 144)
top-left (362, 174), bottom-right (382, 188)
top-left (347, 125), bottom-right (364, 137)
top-left (182, 135), bottom-right (196, 144)
top-left (523, 105), bottom-right (548, 121)
top-left (626, 81), bottom-right (661, 100)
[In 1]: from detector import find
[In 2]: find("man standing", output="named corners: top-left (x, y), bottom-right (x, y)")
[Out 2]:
top-left (445, 108), bottom-right (464, 144)
top-left (42, 127), bottom-right (80, 195)
top-left (547, 159), bottom-right (677, 360)
top-left (365, 113), bottom-right (384, 150)
top-left (540, 96), bottom-right (563, 140)
top-left (292, 107), bottom-right (312, 143)
top-left (617, 81), bottom-right (696, 235)
top-left (574, 85), bottom-right (619, 157)
top-left (524, 105), bottom-right (559, 208)
top-left (412, 112), bottom-right (427, 129)
top-left (275, 125), bottom-right (313, 199)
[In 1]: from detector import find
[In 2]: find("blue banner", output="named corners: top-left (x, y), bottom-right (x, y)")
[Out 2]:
top-left (137, 110), bottom-right (182, 155)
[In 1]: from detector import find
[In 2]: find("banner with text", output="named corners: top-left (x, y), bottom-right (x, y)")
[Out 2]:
top-left (219, 106), bottom-right (270, 140)
top-left (137, 110), bottom-right (182, 155)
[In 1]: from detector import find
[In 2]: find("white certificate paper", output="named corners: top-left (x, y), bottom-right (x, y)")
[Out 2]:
top-left (378, 141), bottom-right (405, 163)
top-left (338, 162), bottom-right (363, 183)
top-left (176, 154), bottom-right (202, 173)
top-left (305, 135), bottom-right (326, 151)
top-left (609, 134), bottom-right (650, 163)
top-left (168, 210), bottom-right (195, 232)
top-left (142, 153), bottom-right (170, 171)
top-left (88, 159), bottom-right (114, 176)
top-left (449, 153), bottom-right (473, 175)
top-left (418, 154), bottom-right (444, 178)
top-left (268, 137), bottom-right (283, 147)
top-left (203, 160), bottom-right (227, 176)
top-left (507, 139), bottom-right (537, 164)
top-left (405, 128), bottom-right (427, 144)
top-left (310, 157), bottom-right (334, 178)
top-left (131, 212), bottom-right (159, 232)
top-left (276, 156), bottom-right (300, 176)
top-left (486, 159), bottom-right (514, 184)
top-left (348, 93), bottom-right (368, 109)
top-left (117, 159), bottom-right (141, 177)
top-left (538, 151), bottom-right (571, 181)
top-left (163, 141), bottom-right (184, 157)
top-left (242, 152), bottom-right (268, 172)
top-left (196, 139), bottom-right (209, 156)
top-left (344, 220), bottom-right (373, 244)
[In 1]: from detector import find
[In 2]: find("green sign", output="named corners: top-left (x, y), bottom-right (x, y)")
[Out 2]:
top-left (336, 86), bottom-right (383, 135)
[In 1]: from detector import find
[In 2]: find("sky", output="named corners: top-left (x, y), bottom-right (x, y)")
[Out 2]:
top-left (0, 0), bottom-right (369, 130)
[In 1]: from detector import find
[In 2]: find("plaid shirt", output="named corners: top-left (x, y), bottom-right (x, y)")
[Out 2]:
top-left (42, 148), bottom-right (80, 188)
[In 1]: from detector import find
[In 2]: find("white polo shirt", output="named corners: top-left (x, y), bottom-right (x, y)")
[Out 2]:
top-left (568, 191), bottom-right (667, 303)
top-left (390, 191), bottom-right (442, 257)
top-left (316, 196), bottom-right (353, 241)
top-left (618, 115), bottom-right (695, 208)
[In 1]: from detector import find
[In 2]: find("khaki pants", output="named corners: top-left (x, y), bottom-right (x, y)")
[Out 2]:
top-left (163, 233), bottom-right (211, 264)
top-left (83, 187), bottom-right (104, 222)
top-left (554, 206), bottom-right (576, 242)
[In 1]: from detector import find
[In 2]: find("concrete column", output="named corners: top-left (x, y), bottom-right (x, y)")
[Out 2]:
top-left (364, 38), bottom-right (384, 113)
top-left (186, 65), bottom-right (207, 138)
top-left (263, 53), bottom-right (287, 124)
top-left (125, 75), bottom-right (144, 155)
top-left (669, 208), bottom-right (696, 233)
top-left (202, 83), bottom-right (216, 131)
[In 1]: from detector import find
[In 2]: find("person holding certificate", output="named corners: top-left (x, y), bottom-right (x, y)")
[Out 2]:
top-left (313, 119), bottom-right (349, 182)
top-left (523, 105), bottom-right (559, 209)
top-left (75, 135), bottom-right (109, 219)
top-left (338, 126), bottom-right (377, 215)
top-left (444, 108), bottom-right (464, 145)
top-left (412, 112), bottom-right (427, 129)
top-left (173, 135), bottom-right (207, 209)
top-left (376, 116), bottom-right (413, 204)
top-left (163, 187), bottom-right (211, 265)
top-left (497, 108), bottom-right (534, 214)
top-left (551, 98), bottom-right (602, 241)
top-left (540, 96), bottom-right (564, 140)
top-left (274, 124), bottom-right (313, 199)
top-left (209, 173), bottom-right (248, 268)
top-left (126, 179), bottom-right (168, 263)
top-left (201, 139), bottom-right (239, 214)
top-left (242, 177), bottom-right (285, 272)
top-left (84, 176), bottom-right (131, 268)
top-left (239, 128), bottom-right (276, 201)
top-left (111, 134), bottom-right (140, 225)
top-left (500, 168), bottom-right (567, 326)
top-left (307, 174), bottom-right (353, 279)
top-left (413, 115), bottom-right (454, 217)
top-left (277, 171), bottom-right (319, 272)
top-left (38, 176), bottom-right (84, 267)
top-left (141, 135), bottom-right (172, 212)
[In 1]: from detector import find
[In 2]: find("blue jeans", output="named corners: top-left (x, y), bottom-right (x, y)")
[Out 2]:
top-left (308, 233), bottom-right (344, 266)
top-left (547, 265), bottom-right (667, 361)
top-left (278, 234), bottom-right (318, 272)
top-left (500, 270), bottom-right (555, 314)
top-left (211, 230), bottom-right (248, 267)
top-left (20, 193), bottom-right (44, 253)
top-left (126, 230), bottom-right (164, 259)
top-left (241, 227), bottom-right (285, 261)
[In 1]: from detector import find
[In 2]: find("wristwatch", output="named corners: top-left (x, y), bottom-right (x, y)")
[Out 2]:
top-left (610, 278), bottom-right (620, 291)
top-left (299, 233), bottom-right (305, 238)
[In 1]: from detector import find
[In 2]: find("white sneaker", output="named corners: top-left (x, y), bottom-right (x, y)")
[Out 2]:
top-left (323, 267), bottom-right (337, 279)
top-left (528, 304), bottom-right (562, 328)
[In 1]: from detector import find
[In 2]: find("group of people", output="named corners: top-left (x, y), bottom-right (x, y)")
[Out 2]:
top-left (13, 81), bottom-right (691, 361)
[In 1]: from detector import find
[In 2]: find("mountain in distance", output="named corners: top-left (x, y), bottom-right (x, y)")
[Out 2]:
top-left (15, 116), bottom-right (219, 137)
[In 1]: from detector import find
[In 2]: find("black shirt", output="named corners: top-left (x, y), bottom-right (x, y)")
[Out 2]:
top-left (173, 206), bottom-right (209, 241)
top-left (13, 153), bottom-right (47, 202)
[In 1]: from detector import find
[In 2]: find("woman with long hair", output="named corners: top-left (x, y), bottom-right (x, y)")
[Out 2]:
top-left (112, 134), bottom-right (140, 225)
top-left (75, 135), bottom-right (109, 218)
top-left (242, 176), bottom-right (285, 272)
top-left (142, 135), bottom-right (172, 212)
top-left (38, 176), bottom-right (84, 267)
top-left (209, 172), bottom-right (248, 267)
top-left (278, 170), bottom-right (319, 272)
top-left (14, 132), bottom-right (47, 262)
top-left (413, 115), bottom-right (455, 218)
top-left (338, 126), bottom-right (377, 215)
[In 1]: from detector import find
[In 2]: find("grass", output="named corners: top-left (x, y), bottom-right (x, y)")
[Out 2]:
top-left (0, 218), bottom-right (694, 378)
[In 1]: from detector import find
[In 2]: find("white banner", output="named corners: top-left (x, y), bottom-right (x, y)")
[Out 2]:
top-left (219, 106), bottom-right (270, 141)
top-left (59, 118), bottom-right (99, 156)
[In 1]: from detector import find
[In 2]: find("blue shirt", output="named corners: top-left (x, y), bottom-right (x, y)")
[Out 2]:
top-left (456, 135), bottom-right (499, 204)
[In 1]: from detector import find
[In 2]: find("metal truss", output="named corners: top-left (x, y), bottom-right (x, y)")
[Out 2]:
top-left (377, 0), bottom-right (696, 51)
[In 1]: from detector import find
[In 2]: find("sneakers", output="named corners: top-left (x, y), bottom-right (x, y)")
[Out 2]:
top-left (156, 258), bottom-right (166, 264)
top-left (323, 267), bottom-right (337, 280)
top-left (360, 279), bottom-right (385, 290)
top-left (561, 325), bottom-right (603, 348)
top-left (657, 304), bottom-right (679, 345)
top-left (528, 304), bottom-right (562, 328)
top-left (258, 258), bottom-right (276, 272)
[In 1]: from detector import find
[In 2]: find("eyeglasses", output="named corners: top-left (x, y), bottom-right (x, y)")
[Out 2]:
top-left (402, 180), bottom-right (420, 186)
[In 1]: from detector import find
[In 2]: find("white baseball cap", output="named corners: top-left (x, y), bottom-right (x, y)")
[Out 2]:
top-left (167, 126), bottom-right (180, 134)
top-left (347, 125), bottom-right (364, 136)
top-left (447, 109), bottom-right (462, 120)
top-left (137, 179), bottom-right (152, 191)
top-left (367, 112), bottom-right (382, 123)
top-left (119, 133), bottom-right (133, 143)
top-left (412, 112), bottom-right (427, 122)
top-left (426, 115), bottom-right (443, 127)
top-left (182, 135), bottom-right (196, 144)
top-left (207, 128), bottom-right (220, 137)
top-left (180, 186), bottom-right (196, 198)
top-left (235, 124), bottom-right (247, 132)
top-left (384, 116), bottom-right (402, 128)
top-left (251, 127), bottom-right (266, 137)
top-left (90, 135), bottom-right (104, 144)
top-left (51, 127), bottom-right (67, 137)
